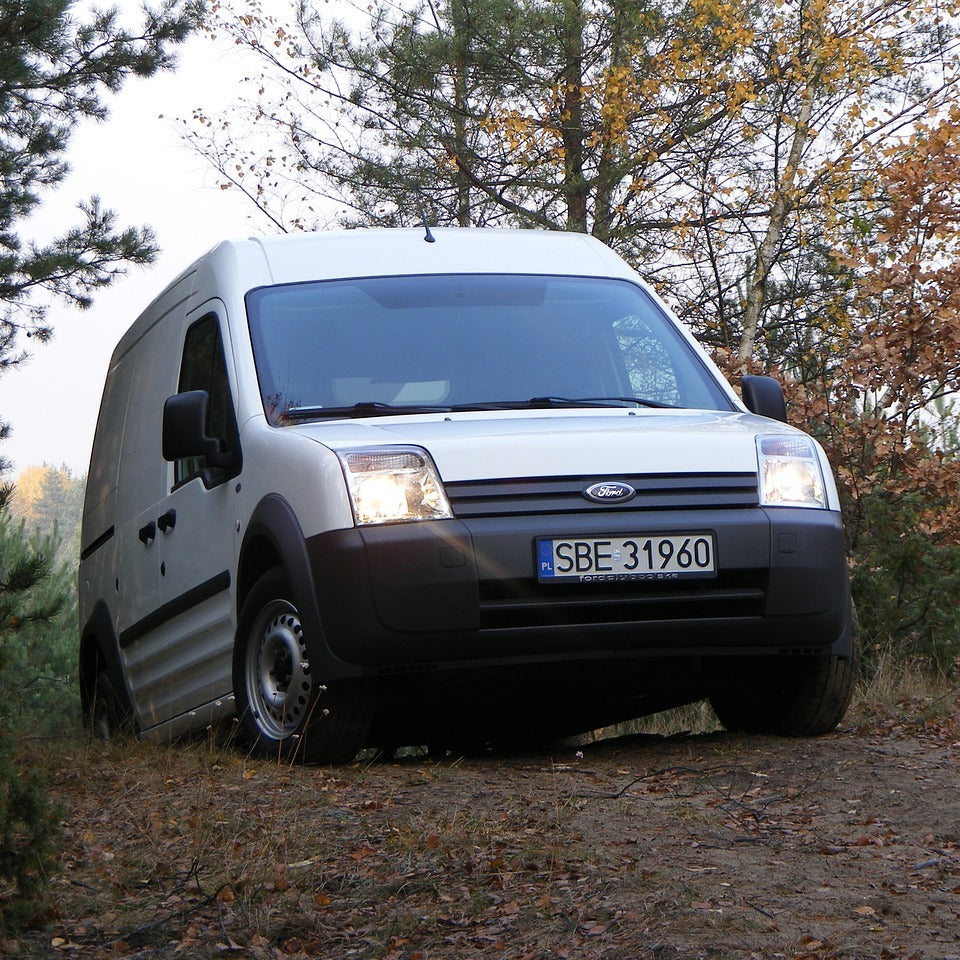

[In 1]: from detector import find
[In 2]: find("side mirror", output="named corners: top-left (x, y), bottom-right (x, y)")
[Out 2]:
top-left (741, 375), bottom-right (788, 423)
top-left (163, 391), bottom-right (224, 462)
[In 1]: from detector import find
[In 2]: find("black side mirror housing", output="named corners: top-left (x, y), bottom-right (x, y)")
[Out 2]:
top-left (741, 375), bottom-right (788, 423)
top-left (163, 391), bottom-right (227, 463)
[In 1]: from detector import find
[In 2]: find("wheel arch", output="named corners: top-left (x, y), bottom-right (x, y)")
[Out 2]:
top-left (238, 494), bottom-right (361, 682)
top-left (78, 600), bottom-right (134, 726)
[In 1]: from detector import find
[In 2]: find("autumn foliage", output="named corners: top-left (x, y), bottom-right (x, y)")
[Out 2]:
top-left (755, 120), bottom-right (960, 667)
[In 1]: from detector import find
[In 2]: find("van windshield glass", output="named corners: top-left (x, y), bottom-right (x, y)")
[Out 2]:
top-left (245, 275), bottom-right (733, 424)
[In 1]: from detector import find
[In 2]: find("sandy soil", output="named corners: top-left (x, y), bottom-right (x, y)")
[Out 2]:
top-left (11, 704), bottom-right (960, 959)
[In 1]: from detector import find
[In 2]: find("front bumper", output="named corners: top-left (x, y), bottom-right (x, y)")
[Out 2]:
top-left (307, 505), bottom-right (849, 670)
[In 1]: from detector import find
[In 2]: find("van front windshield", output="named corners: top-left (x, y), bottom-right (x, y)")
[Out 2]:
top-left (245, 274), bottom-right (733, 424)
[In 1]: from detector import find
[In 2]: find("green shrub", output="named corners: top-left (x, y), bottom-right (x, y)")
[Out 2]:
top-left (0, 510), bottom-right (78, 735)
top-left (850, 491), bottom-right (960, 677)
top-left (0, 727), bottom-right (60, 932)
top-left (0, 498), bottom-right (69, 930)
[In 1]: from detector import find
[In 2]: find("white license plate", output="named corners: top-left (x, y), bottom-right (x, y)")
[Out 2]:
top-left (537, 533), bottom-right (716, 582)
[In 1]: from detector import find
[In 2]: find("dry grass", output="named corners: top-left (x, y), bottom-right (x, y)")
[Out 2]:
top-left (6, 660), bottom-right (960, 958)
top-left (853, 646), bottom-right (960, 725)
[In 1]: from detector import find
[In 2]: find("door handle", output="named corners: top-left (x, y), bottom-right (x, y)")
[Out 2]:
top-left (138, 521), bottom-right (156, 545)
top-left (157, 509), bottom-right (177, 533)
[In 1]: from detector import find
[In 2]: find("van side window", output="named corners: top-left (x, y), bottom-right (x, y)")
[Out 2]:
top-left (175, 314), bottom-right (237, 487)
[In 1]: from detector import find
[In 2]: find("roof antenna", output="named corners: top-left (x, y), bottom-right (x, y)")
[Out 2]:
top-left (418, 203), bottom-right (436, 243)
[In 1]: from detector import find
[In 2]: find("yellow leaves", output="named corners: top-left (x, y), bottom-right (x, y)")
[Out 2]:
top-left (481, 109), bottom-right (554, 160)
top-left (597, 65), bottom-right (640, 146)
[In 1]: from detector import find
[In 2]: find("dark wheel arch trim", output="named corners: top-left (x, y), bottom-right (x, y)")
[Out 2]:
top-left (78, 600), bottom-right (135, 727)
top-left (239, 494), bottom-right (362, 683)
top-left (827, 578), bottom-right (856, 660)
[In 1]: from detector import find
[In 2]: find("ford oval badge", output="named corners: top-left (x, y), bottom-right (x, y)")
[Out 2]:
top-left (583, 481), bottom-right (636, 504)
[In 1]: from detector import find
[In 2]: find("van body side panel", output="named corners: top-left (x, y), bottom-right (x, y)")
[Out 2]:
top-left (120, 587), bottom-right (234, 725)
top-left (235, 429), bottom-right (355, 539)
top-left (81, 355), bottom-right (135, 540)
top-left (79, 348), bottom-right (138, 703)
top-left (123, 301), bottom-right (241, 731)
top-left (142, 475), bottom-right (238, 725)
top-left (129, 301), bottom-right (244, 729)
top-left (109, 282), bottom-right (198, 728)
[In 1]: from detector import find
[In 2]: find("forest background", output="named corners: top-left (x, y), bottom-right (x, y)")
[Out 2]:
top-left (3, 0), bottom-right (960, 932)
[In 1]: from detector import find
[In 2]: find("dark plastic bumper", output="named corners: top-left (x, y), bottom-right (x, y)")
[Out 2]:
top-left (307, 506), bottom-right (850, 672)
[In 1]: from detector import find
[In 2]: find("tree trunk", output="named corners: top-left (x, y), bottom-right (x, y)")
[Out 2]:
top-left (450, 0), bottom-right (472, 226)
top-left (738, 62), bottom-right (821, 362)
top-left (559, 0), bottom-right (588, 232)
top-left (594, 4), bottom-right (629, 243)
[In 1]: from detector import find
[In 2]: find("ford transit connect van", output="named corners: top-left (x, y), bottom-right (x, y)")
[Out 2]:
top-left (78, 228), bottom-right (856, 761)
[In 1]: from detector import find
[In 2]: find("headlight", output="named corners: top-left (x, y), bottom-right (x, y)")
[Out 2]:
top-left (756, 435), bottom-right (827, 509)
top-left (338, 446), bottom-right (453, 525)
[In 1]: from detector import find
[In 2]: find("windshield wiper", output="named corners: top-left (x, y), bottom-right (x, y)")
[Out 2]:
top-left (279, 395), bottom-right (674, 422)
top-left (452, 396), bottom-right (674, 411)
top-left (530, 395), bottom-right (673, 409)
top-left (279, 401), bottom-right (453, 421)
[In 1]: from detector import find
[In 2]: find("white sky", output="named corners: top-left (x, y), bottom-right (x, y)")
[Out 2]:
top-left (0, 10), bottom-right (283, 476)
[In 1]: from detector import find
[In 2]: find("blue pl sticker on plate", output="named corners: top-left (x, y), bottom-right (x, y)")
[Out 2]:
top-left (537, 539), bottom-right (555, 578)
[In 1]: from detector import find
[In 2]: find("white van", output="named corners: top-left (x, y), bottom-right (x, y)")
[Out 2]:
top-left (78, 228), bottom-right (856, 761)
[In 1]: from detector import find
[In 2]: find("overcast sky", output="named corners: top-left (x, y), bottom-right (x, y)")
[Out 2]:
top-left (0, 11), bottom-right (277, 475)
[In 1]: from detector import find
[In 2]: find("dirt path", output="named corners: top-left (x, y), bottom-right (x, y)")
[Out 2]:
top-left (14, 707), bottom-right (960, 959)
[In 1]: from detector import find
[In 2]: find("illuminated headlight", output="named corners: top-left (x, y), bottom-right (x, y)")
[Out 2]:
top-left (756, 435), bottom-right (827, 509)
top-left (338, 447), bottom-right (452, 525)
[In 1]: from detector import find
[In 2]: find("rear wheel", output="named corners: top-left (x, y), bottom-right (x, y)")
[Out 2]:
top-left (234, 568), bottom-right (374, 763)
top-left (710, 609), bottom-right (859, 736)
top-left (90, 668), bottom-right (126, 741)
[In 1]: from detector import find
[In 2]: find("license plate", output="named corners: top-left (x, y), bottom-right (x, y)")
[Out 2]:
top-left (537, 533), bottom-right (716, 582)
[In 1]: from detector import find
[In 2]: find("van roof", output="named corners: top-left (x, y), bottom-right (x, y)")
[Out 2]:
top-left (224, 227), bottom-right (638, 287)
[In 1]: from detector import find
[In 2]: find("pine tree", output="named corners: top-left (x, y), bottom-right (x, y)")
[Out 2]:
top-left (0, 0), bottom-right (197, 377)
top-left (0, 1), bottom-right (198, 929)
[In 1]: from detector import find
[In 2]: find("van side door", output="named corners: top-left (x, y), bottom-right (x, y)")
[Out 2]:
top-left (114, 320), bottom-right (175, 721)
top-left (146, 304), bottom-right (242, 731)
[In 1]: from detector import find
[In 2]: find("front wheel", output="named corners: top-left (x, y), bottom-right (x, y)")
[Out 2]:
top-left (233, 569), bottom-right (374, 763)
top-left (710, 611), bottom-right (860, 736)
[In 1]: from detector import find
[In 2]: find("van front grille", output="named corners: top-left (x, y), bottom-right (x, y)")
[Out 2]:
top-left (446, 473), bottom-right (759, 518)
top-left (478, 571), bottom-right (766, 630)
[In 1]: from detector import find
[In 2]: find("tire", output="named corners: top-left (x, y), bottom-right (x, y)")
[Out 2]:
top-left (233, 568), bottom-right (374, 764)
top-left (90, 668), bottom-right (125, 741)
top-left (710, 608), bottom-right (860, 736)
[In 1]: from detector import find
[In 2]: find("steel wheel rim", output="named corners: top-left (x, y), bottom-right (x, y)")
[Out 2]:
top-left (245, 598), bottom-right (313, 739)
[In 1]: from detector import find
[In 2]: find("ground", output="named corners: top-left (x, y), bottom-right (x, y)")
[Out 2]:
top-left (7, 698), bottom-right (960, 959)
